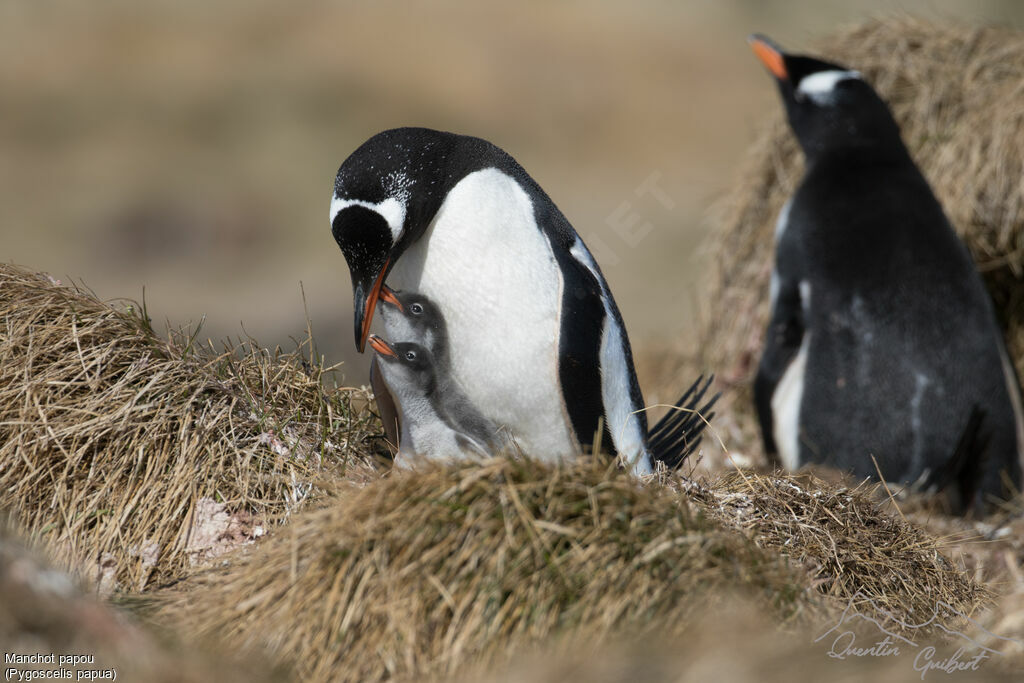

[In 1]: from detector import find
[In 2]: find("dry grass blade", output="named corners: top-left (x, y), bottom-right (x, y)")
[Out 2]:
top-left (0, 263), bottom-right (379, 592)
top-left (159, 457), bottom-right (808, 682)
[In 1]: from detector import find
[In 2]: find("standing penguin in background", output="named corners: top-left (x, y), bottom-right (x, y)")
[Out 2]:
top-left (749, 36), bottom-right (1024, 510)
top-left (331, 128), bottom-right (714, 474)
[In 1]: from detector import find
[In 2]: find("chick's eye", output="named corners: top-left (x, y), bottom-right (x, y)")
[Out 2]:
top-left (410, 303), bottom-right (423, 315)
top-left (405, 351), bottom-right (417, 362)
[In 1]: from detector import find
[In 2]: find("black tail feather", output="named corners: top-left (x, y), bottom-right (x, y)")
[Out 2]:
top-left (648, 375), bottom-right (720, 470)
top-left (922, 404), bottom-right (990, 514)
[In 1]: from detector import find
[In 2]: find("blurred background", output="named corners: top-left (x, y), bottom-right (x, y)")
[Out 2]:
top-left (3, 0), bottom-right (1024, 387)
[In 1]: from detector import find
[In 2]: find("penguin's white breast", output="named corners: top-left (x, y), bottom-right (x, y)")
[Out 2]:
top-left (386, 168), bottom-right (576, 460)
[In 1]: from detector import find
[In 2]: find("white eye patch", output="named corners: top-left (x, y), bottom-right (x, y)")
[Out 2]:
top-left (330, 195), bottom-right (406, 242)
top-left (796, 69), bottom-right (862, 104)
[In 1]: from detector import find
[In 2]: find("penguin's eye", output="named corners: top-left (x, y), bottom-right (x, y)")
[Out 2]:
top-left (410, 303), bottom-right (424, 315)
top-left (404, 350), bottom-right (417, 362)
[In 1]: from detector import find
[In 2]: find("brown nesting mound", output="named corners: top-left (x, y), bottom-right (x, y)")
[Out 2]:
top-left (679, 16), bottom-right (1024, 461)
top-left (0, 263), bottom-right (379, 592)
top-left (687, 471), bottom-right (988, 624)
top-left (1, 520), bottom-right (286, 683)
top-left (889, 494), bottom-right (1024, 668)
top-left (159, 458), bottom-right (808, 683)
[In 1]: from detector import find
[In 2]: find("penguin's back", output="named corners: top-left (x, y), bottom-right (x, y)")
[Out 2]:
top-left (788, 153), bottom-right (1022, 493)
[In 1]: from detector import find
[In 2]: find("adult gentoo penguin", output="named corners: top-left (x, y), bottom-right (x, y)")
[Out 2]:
top-left (749, 36), bottom-right (1024, 510)
top-left (331, 128), bottom-right (714, 474)
top-left (368, 334), bottom-right (502, 465)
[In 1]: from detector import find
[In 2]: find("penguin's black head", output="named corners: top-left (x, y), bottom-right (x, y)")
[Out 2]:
top-left (331, 128), bottom-right (465, 353)
top-left (332, 205), bottom-right (397, 352)
top-left (368, 335), bottom-right (436, 390)
top-left (749, 35), bottom-right (904, 159)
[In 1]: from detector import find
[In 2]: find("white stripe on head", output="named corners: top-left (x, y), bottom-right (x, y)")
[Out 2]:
top-left (330, 195), bottom-right (406, 242)
top-left (796, 69), bottom-right (862, 104)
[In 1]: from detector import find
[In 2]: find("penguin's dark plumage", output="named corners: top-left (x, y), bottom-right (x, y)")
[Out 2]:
top-left (750, 36), bottom-right (1024, 511)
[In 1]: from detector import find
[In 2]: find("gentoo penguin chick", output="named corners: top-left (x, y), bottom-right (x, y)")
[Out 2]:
top-left (749, 35), bottom-right (1024, 511)
top-left (370, 286), bottom-right (453, 452)
top-left (330, 127), bottom-right (714, 475)
top-left (377, 285), bottom-right (449, 367)
top-left (368, 334), bottom-right (501, 465)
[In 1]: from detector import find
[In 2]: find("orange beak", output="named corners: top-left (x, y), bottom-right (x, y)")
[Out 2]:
top-left (368, 334), bottom-right (397, 358)
top-left (358, 257), bottom-right (391, 353)
top-left (378, 284), bottom-right (403, 312)
top-left (749, 35), bottom-right (788, 80)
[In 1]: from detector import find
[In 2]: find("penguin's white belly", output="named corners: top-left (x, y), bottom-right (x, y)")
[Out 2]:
top-left (386, 168), bottom-right (576, 460)
top-left (772, 333), bottom-right (809, 471)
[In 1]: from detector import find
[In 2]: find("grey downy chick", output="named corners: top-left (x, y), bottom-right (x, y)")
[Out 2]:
top-left (369, 334), bottom-right (506, 466)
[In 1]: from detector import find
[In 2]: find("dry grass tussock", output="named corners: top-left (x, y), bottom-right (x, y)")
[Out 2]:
top-left (158, 457), bottom-right (996, 682)
top-left (0, 263), bottom-right (379, 592)
top-left (160, 457), bottom-right (810, 682)
top-left (689, 470), bottom-right (988, 623)
top-left (659, 15), bottom-right (1024, 462)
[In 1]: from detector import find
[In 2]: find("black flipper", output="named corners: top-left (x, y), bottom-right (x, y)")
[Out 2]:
top-left (648, 375), bottom-right (721, 470)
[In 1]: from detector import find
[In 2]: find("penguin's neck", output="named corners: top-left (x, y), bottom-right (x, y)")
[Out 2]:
top-left (803, 134), bottom-right (912, 171)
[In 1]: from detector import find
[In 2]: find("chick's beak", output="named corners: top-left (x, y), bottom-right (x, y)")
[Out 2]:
top-left (378, 284), bottom-right (404, 312)
top-left (368, 334), bottom-right (397, 357)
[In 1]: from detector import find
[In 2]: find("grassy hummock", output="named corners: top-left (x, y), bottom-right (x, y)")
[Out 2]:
top-left (0, 263), bottom-right (379, 592)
